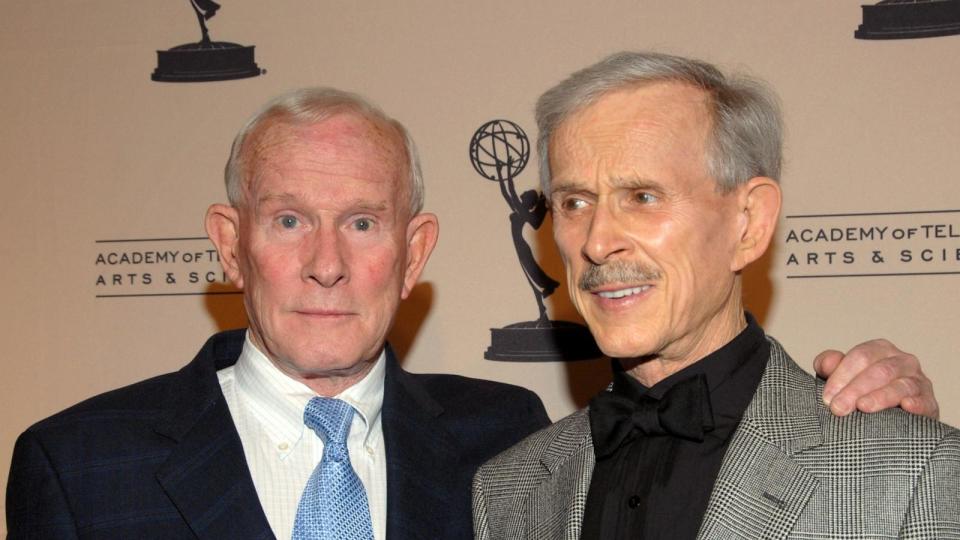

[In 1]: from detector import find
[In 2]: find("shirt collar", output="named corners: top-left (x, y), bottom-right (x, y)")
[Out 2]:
top-left (235, 331), bottom-right (386, 448)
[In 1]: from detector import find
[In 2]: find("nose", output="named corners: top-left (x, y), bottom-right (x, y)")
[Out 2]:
top-left (302, 226), bottom-right (347, 287)
top-left (581, 202), bottom-right (629, 265)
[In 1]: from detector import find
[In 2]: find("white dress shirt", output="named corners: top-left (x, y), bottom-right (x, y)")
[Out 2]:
top-left (217, 332), bottom-right (387, 540)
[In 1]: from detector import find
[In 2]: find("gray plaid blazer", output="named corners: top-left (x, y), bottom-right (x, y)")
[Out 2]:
top-left (473, 337), bottom-right (960, 539)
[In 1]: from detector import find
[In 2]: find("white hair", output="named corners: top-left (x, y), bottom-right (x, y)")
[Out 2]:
top-left (536, 51), bottom-right (783, 196)
top-left (224, 87), bottom-right (424, 214)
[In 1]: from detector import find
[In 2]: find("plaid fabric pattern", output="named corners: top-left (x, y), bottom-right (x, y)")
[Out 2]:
top-left (473, 337), bottom-right (960, 540)
top-left (473, 408), bottom-right (594, 540)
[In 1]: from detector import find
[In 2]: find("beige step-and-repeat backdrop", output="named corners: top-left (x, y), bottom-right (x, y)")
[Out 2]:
top-left (2, 1), bottom-right (958, 529)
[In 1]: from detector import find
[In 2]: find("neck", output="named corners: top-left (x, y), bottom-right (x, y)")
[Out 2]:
top-left (296, 362), bottom-right (376, 397)
top-left (247, 332), bottom-right (380, 397)
top-left (621, 303), bottom-right (747, 387)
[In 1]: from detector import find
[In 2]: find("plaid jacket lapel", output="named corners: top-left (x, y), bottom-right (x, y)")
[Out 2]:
top-left (697, 337), bottom-right (822, 540)
top-left (524, 409), bottom-right (595, 540)
top-left (473, 407), bottom-right (596, 540)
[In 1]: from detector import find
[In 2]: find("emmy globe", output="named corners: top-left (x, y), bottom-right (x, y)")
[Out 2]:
top-left (469, 119), bottom-right (601, 362)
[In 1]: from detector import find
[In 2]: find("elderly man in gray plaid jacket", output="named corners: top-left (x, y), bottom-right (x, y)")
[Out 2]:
top-left (472, 51), bottom-right (959, 540)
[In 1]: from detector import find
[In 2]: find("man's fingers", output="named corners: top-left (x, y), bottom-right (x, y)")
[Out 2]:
top-left (826, 354), bottom-right (935, 419)
top-left (901, 394), bottom-right (940, 420)
top-left (813, 350), bottom-right (843, 378)
top-left (890, 372), bottom-right (936, 418)
top-left (824, 354), bottom-right (908, 415)
top-left (817, 349), bottom-right (871, 406)
top-left (853, 375), bottom-right (924, 413)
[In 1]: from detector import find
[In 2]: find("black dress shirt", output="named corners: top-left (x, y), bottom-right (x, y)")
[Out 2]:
top-left (580, 314), bottom-right (769, 540)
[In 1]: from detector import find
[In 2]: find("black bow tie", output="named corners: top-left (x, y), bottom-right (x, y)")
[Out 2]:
top-left (589, 374), bottom-right (715, 458)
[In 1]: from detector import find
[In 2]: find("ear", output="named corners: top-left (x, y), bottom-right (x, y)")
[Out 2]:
top-left (401, 212), bottom-right (439, 299)
top-left (731, 177), bottom-right (781, 272)
top-left (205, 204), bottom-right (246, 289)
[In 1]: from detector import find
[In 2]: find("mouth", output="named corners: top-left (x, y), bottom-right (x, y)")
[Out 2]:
top-left (294, 309), bottom-right (355, 317)
top-left (592, 285), bottom-right (653, 299)
top-left (593, 285), bottom-right (653, 300)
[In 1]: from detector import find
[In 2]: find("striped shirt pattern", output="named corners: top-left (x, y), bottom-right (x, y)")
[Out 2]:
top-left (218, 332), bottom-right (387, 540)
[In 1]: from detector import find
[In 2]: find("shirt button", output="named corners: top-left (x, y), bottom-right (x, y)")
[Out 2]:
top-left (628, 495), bottom-right (641, 509)
top-left (366, 446), bottom-right (375, 456)
top-left (278, 442), bottom-right (289, 451)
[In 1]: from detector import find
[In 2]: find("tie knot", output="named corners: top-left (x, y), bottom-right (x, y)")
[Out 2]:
top-left (304, 397), bottom-right (355, 462)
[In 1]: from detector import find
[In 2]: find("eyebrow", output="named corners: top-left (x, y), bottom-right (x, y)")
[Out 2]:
top-left (548, 181), bottom-right (587, 198)
top-left (609, 175), bottom-right (663, 191)
top-left (256, 192), bottom-right (299, 206)
top-left (256, 192), bottom-right (390, 213)
top-left (352, 202), bottom-right (389, 213)
top-left (549, 175), bottom-right (662, 196)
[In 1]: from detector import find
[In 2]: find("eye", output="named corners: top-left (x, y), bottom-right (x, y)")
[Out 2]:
top-left (278, 215), bottom-right (299, 229)
top-left (559, 197), bottom-right (589, 212)
top-left (634, 191), bottom-right (657, 204)
top-left (352, 217), bottom-right (374, 232)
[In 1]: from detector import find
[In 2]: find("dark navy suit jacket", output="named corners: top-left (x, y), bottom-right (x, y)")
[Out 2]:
top-left (6, 330), bottom-right (550, 539)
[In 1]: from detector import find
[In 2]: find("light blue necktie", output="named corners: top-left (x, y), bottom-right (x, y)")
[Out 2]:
top-left (292, 397), bottom-right (374, 540)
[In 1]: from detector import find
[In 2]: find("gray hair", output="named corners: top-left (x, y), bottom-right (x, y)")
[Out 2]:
top-left (535, 51), bottom-right (782, 195)
top-left (224, 87), bottom-right (425, 214)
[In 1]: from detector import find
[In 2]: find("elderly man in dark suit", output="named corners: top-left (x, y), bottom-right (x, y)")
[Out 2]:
top-left (5, 88), bottom-right (551, 539)
top-left (5, 86), bottom-right (939, 540)
top-left (473, 52), bottom-right (959, 539)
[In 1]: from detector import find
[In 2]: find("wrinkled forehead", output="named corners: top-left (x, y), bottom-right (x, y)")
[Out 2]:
top-left (242, 112), bottom-right (411, 200)
top-left (549, 82), bottom-right (714, 182)
top-left (559, 82), bottom-right (711, 145)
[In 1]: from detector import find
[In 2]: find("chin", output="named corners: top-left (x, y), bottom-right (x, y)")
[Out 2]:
top-left (591, 335), bottom-right (638, 359)
top-left (588, 325), bottom-right (661, 359)
top-left (300, 347), bottom-right (362, 369)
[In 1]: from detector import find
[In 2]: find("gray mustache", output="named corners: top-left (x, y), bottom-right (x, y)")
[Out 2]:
top-left (578, 261), bottom-right (661, 291)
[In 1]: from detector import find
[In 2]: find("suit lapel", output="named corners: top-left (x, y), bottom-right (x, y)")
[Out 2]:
top-left (526, 409), bottom-right (595, 540)
top-left (382, 350), bottom-right (466, 540)
top-left (697, 338), bottom-right (822, 540)
top-left (153, 332), bottom-right (274, 539)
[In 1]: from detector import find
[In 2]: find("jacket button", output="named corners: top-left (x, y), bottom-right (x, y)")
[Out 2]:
top-left (628, 495), bottom-right (641, 509)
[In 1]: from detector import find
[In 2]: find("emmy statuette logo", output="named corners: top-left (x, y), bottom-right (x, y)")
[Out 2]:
top-left (469, 119), bottom-right (601, 362)
top-left (855, 0), bottom-right (960, 39)
top-left (152, 0), bottom-right (264, 82)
